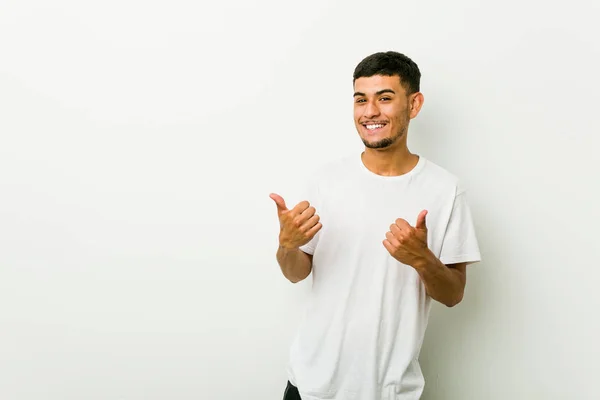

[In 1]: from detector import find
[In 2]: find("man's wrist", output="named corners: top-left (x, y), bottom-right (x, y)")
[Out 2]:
top-left (411, 249), bottom-right (439, 271)
top-left (279, 243), bottom-right (299, 251)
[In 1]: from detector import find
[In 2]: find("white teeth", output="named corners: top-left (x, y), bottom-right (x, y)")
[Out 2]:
top-left (366, 124), bottom-right (384, 130)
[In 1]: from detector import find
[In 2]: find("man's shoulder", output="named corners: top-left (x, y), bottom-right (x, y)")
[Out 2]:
top-left (419, 157), bottom-right (464, 194)
top-left (295, 154), bottom-right (354, 202)
top-left (420, 158), bottom-right (459, 182)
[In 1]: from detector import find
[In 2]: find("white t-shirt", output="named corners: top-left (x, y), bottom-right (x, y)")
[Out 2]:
top-left (287, 152), bottom-right (481, 400)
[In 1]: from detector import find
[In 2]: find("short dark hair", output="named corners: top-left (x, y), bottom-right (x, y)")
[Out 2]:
top-left (353, 51), bottom-right (421, 94)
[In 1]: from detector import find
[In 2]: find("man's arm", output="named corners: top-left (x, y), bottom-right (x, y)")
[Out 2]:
top-left (276, 246), bottom-right (313, 283)
top-left (270, 192), bottom-right (321, 284)
top-left (413, 254), bottom-right (467, 307)
top-left (383, 209), bottom-right (470, 307)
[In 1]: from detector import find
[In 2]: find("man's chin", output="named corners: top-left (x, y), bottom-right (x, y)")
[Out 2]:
top-left (363, 137), bottom-right (394, 149)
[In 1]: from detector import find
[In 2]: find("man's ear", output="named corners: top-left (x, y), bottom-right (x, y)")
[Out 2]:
top-left (409, 92), bottom-right (425, 118)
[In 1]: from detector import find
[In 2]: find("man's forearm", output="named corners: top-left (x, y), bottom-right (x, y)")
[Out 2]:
top-left (413, 250), bottom-right (466, 307)
top-left (276, 245), bottom-right (312, 283)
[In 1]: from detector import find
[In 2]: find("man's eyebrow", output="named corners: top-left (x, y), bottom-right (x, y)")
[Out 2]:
top-left (353, 89), bottom-right (396, 97)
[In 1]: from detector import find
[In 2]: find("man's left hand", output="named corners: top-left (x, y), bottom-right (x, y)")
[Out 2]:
top-left (383, 210), bottom-right (430, 267)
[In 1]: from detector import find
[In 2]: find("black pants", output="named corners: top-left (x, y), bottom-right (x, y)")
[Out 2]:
top-left (283, 381), bottom-right (301, 400)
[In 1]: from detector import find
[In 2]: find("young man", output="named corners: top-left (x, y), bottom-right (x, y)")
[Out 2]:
top-left (270, 51), bottom-right (481, 400)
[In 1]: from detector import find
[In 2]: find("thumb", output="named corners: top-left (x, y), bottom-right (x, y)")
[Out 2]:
top-left (269, 193), bottom-right (288, 215)
top-left (416, 210), bottom-right (428, 230)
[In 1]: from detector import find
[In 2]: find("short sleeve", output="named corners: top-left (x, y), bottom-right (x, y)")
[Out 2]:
top-left (298, 177), bottom-right (321, 256)
top-left (438, 188), bottom-right (482, 265)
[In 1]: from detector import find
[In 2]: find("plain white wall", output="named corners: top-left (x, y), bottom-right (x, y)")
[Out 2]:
top-left (1, 1), bottom-right (599, 399)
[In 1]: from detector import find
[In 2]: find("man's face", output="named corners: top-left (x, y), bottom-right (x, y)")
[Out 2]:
top-left (353, 75), bottom-right (421, 149)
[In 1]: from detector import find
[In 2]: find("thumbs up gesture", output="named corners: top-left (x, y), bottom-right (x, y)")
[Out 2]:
top-left (383, 210), bottom-right (429, 267)
top-left (270, 193), bottom-right (322, 249)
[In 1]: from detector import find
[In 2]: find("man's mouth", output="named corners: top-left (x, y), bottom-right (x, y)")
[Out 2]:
top-left (362, 122), bottom-right (387, 132)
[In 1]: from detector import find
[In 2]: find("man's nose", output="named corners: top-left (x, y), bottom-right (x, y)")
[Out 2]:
top-left (364, 101), bottom-right (380, 119)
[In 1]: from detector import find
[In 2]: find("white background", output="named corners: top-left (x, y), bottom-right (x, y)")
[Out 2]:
top-left (1, 1), bottom-right (599, 399)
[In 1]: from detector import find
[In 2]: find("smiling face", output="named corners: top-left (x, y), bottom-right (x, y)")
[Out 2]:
top-left (353, 74), bottom-right (423, 150)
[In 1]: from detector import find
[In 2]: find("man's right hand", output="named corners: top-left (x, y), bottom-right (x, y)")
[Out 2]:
top-left (269, 193), bottom-right (322, 249)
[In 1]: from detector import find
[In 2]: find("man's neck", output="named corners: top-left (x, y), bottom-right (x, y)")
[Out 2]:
top-left (361, 147), bottom-right (420, 177)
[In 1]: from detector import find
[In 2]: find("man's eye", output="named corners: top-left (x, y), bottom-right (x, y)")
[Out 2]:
top-left (380, 97), bottom-right (391, 101)
top-left (355, 99), bottom-right (366, 103)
